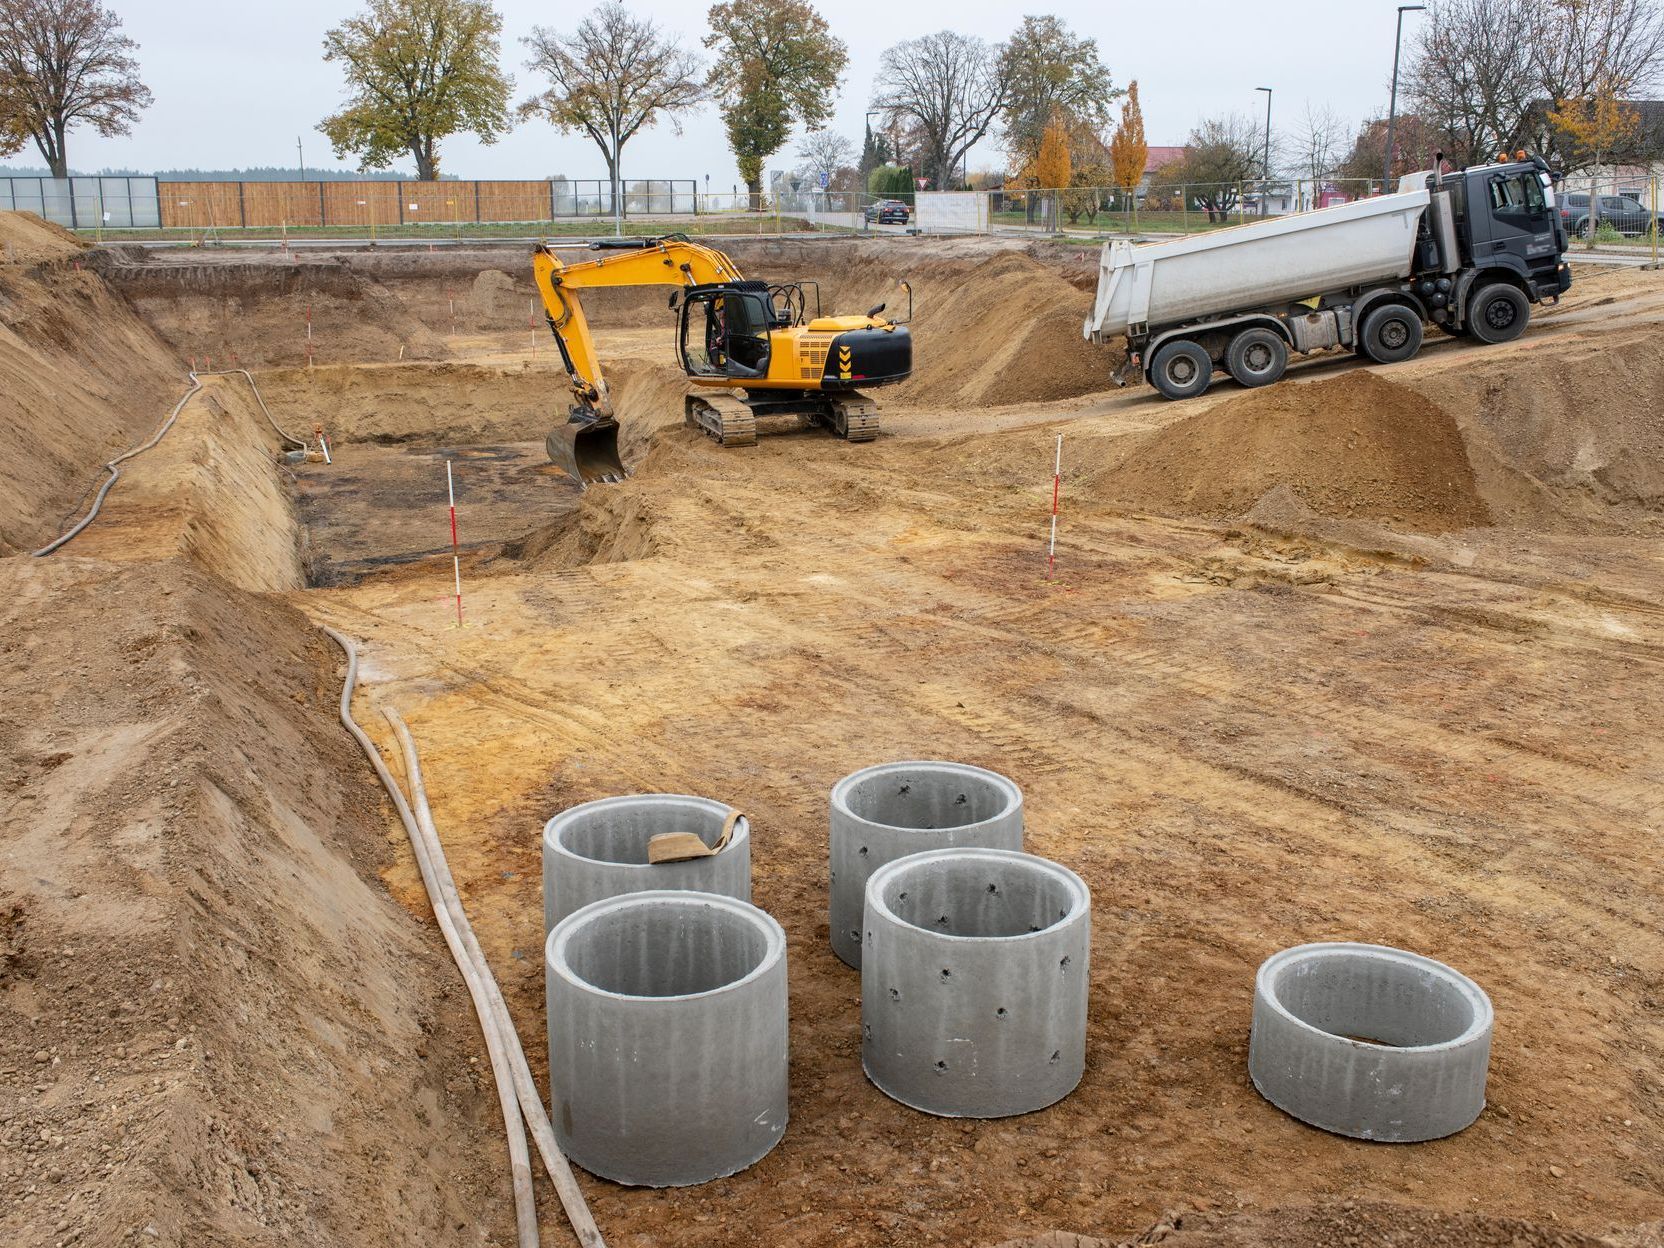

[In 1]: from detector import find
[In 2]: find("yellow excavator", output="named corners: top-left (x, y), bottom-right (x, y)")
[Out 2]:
top-left (531, 234), bottom-right (913, 485)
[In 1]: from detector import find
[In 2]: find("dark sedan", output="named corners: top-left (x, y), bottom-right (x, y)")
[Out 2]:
top-left (1560, 191), bottom-right (1662, 238)
top-left (864, 199), bottom-right (911, 225)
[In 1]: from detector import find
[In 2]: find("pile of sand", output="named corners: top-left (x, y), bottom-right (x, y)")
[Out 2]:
top-left (1402, 331), bottom-right (1664, 534)
top-left (0, 210), bottom-right (87, 265)
top-left (1093, 370), bottom-right (1491, 532)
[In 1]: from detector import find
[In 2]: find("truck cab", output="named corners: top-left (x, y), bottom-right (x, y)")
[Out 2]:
top-left (1437, 158), bottom-right (1571, 305)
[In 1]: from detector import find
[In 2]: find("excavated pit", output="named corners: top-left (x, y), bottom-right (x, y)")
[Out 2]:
top-left (9, 219), bottom-right (1664, 1247)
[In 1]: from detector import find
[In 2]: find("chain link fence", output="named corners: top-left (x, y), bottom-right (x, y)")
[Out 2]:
top-left (1557, 171), bottom-right (1662, 263)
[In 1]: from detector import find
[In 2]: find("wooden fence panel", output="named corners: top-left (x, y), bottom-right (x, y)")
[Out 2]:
top-left (153, 179), bottom-right (693, 229)
top-left (478, 180), bottom-right (551, 222)
top-left (159, 182), bottom-right (243, 228)
top-left (321, 181), bottom-right (402, 228)
top-left (237, 182), bottom-right (326, 227)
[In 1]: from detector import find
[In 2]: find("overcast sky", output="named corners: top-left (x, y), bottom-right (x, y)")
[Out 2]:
top-left (35, 0), bottom-right (1424, 185)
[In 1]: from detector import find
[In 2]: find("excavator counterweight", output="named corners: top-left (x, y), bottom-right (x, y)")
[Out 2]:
top-left (532, 235), bottom-right (912, 486)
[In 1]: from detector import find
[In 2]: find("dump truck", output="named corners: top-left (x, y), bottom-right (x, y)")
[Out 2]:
top-left (1083, 156), bottom-right (1573, 400)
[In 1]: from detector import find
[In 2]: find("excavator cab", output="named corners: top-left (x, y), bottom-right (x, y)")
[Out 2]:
top-left (679, 283), bottom-right (779, 379)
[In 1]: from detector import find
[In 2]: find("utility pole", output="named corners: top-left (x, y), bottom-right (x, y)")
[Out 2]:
top-left (1256, 87), bottom-right (1273, 215)
top-left (297, 136), bottom-right (305, 181)
top-left (1384, 5), bottom-right (1427, 189)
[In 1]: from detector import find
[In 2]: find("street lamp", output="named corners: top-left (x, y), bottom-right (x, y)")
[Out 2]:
top-left (1384, 5), bottom-right (1427, 188)
top-left (1255, 87), bottom-right (1273, 215)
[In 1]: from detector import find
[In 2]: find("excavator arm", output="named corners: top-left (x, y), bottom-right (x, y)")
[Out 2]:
top-left (533, 236), bottom-right (744, 484)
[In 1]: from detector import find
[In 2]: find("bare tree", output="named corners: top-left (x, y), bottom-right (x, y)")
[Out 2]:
top-left (0, 0), bottom-right (151, 178)
top-left (1405, 0), bottom-right (1541, 166)
top-left (1407, 0), bottom-right (1664, 169)
top-left (794, 128), bottom-right (854, 186)
top-left (1535, 0), bottom-right (1664, 102)
top-left (873, 31), bottom-right (1008, 190)
top-left (521, 3), bottom-right (703, 210)
top-left (1293, 101), bottom-right (1347, 193)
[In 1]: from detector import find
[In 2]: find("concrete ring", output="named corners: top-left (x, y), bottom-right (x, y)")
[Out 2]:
top-left (1248, 941), bottom-right (1494, 1142)
top-left (546, 890), bottom-right (788, 1186)
top-left (543, 794), bottom-right (750, 933)
top-left (829, 761), bottom-right (1023, 968)
top-left (861, 847), bottom-right (1090, 1117)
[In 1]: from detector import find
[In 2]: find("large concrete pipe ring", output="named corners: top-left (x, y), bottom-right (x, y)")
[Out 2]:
top-left (546, 891), bottom-right (788, 1186)
top-left (543, 794), bottom-right (750, 933)
top-left (861, 848), bottom-right (1090, 1117)
top-left (829, 761), bottom-right (1023, 969)
top-left (1248, 942), bottom-right (1494, 1142)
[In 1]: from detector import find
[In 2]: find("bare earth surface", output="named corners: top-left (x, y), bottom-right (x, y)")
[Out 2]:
top-left (4, 223), bottom-right (1663, 1247)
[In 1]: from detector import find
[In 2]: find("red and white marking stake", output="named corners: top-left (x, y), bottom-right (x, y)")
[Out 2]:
top-left (447, 460), bottom-right (464, 628)
top-left (1046, 434), bottom-right (1063, 580)
top-left (305, 303), bottom-right (314, 369)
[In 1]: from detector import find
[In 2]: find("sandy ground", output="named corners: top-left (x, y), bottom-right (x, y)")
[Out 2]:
top-left (6, 224), bottom-right (1664, 1247)
top-left (288, 262), bottom-right (1663, 1245)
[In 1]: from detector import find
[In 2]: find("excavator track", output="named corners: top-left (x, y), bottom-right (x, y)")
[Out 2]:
top-left (827, 392), bottom-right (881, 442)
top-left (685, 393), bottom-right (758, 447)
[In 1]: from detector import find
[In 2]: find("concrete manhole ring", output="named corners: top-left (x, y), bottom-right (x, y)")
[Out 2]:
top-left (1248, 942), bottom-right (1494, 1142)
top-left (829, 760), bottom-right (1023, 969)
top-left (861, 847), bottom-right (1090, 1117)
top-left (546, 890), bottom-right (788, 1186)
top-left (543, 793), bottom-right (750, 932)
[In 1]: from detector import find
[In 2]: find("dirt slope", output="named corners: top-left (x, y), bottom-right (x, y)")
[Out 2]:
top-left (65, 374), bottom-right (307, 591)
top-left (0, 231), bottom-right (183, 553)
top-left (0, 557), bottom-right (509, 1247)
top-left (0, 211), bottom-right (87, 265)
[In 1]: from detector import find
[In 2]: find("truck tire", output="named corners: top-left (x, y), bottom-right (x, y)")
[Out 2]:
top-left (1359, 304), bottom-right (1424, 365)
top-left (1148, 340), bottom-right (1213, 401)
top-left (1224, 328), bottom-right (1288, 388)
top-left (1466, 283), bottom-right (1530, 345)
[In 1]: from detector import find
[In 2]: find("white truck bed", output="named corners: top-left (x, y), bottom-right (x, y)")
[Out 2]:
top-left (1083, 188), bottom-right (1432, 341)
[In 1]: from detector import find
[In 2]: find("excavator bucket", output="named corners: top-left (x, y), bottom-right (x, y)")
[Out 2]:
top-left (547, 413), bottom-right (626, 486)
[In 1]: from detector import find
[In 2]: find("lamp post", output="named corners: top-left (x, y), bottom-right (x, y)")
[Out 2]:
top-left (1384, 5), bottom-right (1426, 189)
top-left (1255, 87), bottom-right (1273, 216)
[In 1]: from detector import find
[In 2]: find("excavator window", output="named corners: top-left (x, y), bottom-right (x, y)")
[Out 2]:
top-left (680, 289), bottom-right (771, 379)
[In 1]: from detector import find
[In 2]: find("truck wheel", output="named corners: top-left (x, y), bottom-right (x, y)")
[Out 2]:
top-left (1148, 340), bottom-right (1213, 400)
top-left (1225, 328), bottom-right (1288, 388)
top-left (1359, 304), bottom-right (1424, 365)
top-left (1466, 283), bottom-right (1529, 344)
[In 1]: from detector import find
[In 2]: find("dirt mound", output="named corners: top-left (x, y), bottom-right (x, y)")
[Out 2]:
top-left (0, 557), bottom-right (510, 1246)
top-left (1402, 331), bottom-right (1664, 534)
top-left (0, 210), bottom-right (86, 265)
top-left (725, 238), bottom-right (1109, 408)
top-left (0, 259), bottom-right (184, 554)
top-left (502, 476), bottom-right (661, 567)
top-left (1093, 370), bottom-right (1491, 532)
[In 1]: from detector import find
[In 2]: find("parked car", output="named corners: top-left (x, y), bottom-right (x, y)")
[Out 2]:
top-left (864, 199), bottom-right (911, 225)
top-left (1559, 191), bottom-right (1663, 238)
